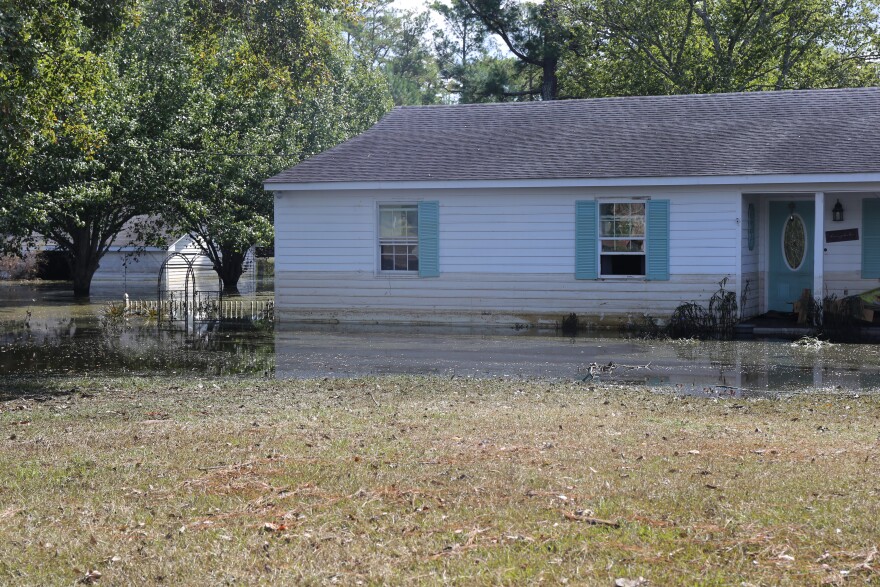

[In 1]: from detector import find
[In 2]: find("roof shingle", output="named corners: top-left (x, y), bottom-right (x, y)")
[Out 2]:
top-left (265, 88), bottom-right (880, 184)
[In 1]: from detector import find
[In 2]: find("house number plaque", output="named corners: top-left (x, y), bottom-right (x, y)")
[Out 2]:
top-left (825, 228), bottom-right (859, 243)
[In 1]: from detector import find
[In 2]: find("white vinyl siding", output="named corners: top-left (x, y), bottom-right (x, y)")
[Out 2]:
top-left (823, 192), bottom-right (880, 296)
top-left (274, 186), bottom-right (741, 325)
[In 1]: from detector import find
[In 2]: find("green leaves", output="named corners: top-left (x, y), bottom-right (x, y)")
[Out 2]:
top-left (558, 0), bottom-right (880, 97)
top-left (0, 0), bottom-right (391, 294)
top-left (164, 0), bottom-right (391, 290)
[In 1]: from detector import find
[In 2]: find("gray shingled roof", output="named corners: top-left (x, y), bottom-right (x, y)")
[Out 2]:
top-left (265, 88), bottom-right (880, 184)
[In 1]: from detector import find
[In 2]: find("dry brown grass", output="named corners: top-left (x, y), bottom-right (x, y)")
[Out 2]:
top-left (0, 376), bottom-right (879, 585)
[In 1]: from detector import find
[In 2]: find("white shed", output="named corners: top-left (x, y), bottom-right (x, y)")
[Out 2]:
top-left (162, 235), bottom-right (257, 295)
top-left (265, 88), bottom-right (880, 328)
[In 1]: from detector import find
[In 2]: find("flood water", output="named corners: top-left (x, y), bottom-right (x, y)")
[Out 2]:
top-left (3, 281), bottom-right (880, 395)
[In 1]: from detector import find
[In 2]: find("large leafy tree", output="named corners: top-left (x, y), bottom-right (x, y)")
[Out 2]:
top-left (1, 0), bottom-right (391, 296)
top-left (559, 0), bottom-right (880, 97)
top-left (0, 0), bottom-right (133, 163)
top-left (346, 0), bottom-right (443, 105)
top-left (460, 0), bottom-right (577, 100)
top-left (167, 0), bottom-right (391, 293)
top-left (0, 0), bottom-right (175, 296)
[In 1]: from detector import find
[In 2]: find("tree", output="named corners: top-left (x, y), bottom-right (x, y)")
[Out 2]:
top-left (460, 0), bottom-right (576, 100)
top-left (431, 0), bottom-right (492, 101)
top-left (0, 0), bottom-right (173, 296)
top-left (559, 0), bottom-right (880, 96)
top-left (1, 0), bottom-right (391, 296)
top-left (166, 0), bottom-right (392, 293)
top-left (0, 0), bottom-right (135, 163)
top-left (346, 0), bottom-right (443, 105)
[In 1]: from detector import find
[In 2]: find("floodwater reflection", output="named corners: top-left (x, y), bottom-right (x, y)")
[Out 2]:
top-left (2, 282), bottom-right (880, 394)
top-left (272, 328), bottom-right (880, 394)
top-left (0, 282), bottom-right (274, 377)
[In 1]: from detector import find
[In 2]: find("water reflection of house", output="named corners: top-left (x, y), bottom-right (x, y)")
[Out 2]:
top-left (266, 88), bottom-right (880, 328)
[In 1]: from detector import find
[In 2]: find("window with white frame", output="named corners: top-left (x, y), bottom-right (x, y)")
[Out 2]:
top-left (379, 204), bottom-right (419, 272)
top-left (599, 201), bottom-right (646, 276)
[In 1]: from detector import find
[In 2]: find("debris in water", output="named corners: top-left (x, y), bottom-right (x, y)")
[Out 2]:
top-left (791, 336), bottom-right (836, 349)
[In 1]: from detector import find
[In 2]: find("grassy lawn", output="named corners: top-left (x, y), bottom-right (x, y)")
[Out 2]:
top-left (1, 376), bottom-right (878, 586)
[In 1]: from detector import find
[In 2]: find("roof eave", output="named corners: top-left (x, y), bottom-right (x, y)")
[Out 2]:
top-left (264, 172), bottom-right (880, 192)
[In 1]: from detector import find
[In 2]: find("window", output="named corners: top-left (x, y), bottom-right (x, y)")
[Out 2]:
top-left (782, 213), bottom-right (806, 271)
top-left (379, 205), bottom-right (419, 272)
top-left (599, 202), bottom-right (646, 276)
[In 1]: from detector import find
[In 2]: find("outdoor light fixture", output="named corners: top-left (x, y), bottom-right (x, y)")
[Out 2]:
top-left (788, 202), bottom-right (796, 221)
top-left (832, 199), bottom-right (844, 222)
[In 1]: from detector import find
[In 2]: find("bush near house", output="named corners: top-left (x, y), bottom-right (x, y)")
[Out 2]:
top-left (0, 252), bottom-right (41, 280)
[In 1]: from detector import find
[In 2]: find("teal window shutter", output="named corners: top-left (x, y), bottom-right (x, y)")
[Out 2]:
top-left (862, 199), bottom-right (880, 278)
top-left (575, 200), bottom-right (598, 280)
top-left (646, 199), bottom-right (670, 281)
top-left (418, 201), bottom-right (440, 277)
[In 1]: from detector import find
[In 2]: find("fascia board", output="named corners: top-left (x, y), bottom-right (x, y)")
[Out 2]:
top-left (264, 173), bottom-right (880, 192)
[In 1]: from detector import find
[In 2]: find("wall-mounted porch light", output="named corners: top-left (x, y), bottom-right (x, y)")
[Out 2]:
top-left (832, 199), bottom-right (844, 222)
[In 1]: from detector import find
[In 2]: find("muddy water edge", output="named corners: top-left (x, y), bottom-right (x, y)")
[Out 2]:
top-left (2, 281), bottom-right (880, 395)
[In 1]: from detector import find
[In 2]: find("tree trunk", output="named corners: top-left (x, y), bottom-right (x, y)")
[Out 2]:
top-left (217, 249), bottom-right (246, 295)
top-left (541, 55), bottom-right (558, 101)
top-left (68, 228), bottom-right (101, 298)
top-left (71, 262), bottom-right (99, 297)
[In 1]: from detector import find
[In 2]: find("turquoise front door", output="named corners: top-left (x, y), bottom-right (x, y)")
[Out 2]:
top-left (768, 201), bottom-right (814, 312)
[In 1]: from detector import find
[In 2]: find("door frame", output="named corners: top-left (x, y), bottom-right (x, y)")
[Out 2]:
top-left (743, 192), bottom-right (817, 316)
top-left (767, 200), bottom-right (816, 312)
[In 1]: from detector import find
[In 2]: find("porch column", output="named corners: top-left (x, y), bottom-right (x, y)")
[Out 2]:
top-left (814, 192), bottom-right (825, 300)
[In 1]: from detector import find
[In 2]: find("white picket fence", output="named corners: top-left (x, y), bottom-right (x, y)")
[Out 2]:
top-left (213, 299), bottom-right (275, 321)
top-left (124, 298), bottom-right (274, 321)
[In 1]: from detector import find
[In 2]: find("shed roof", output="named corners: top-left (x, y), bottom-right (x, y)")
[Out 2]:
top-left (265, 88), bottom-right (880, 185)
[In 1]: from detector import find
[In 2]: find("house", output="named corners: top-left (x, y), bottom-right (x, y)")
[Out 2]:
top-left (31, 217), bottom-right (257, 298)
top-left (26, 216), bottom-right (175, 296)
top-left (264, 88), bottom-right (880, 328)
top-left (90, 216), bottom-right (176, 295)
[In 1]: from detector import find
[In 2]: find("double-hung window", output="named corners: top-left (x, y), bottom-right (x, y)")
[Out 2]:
top-left (599, 202), bottom-right (646, 276)
top-left (379, 204), bottom-right (419, 272)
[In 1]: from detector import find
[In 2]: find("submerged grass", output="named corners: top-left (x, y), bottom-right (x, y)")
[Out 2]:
top-left (0, 376), bottom-right (879, 585)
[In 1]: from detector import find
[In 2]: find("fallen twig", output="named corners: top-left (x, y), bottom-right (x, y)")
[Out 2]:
top-left (563, 511), bottom-right (621, 528)
top-left (197, 461), bottom-right (256, 472)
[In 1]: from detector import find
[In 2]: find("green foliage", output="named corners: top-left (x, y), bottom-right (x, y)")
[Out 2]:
top-left (346, 0), bottom-right (443, 105)
top-left (431, 0), bottom-right (492, 101)
top-left (0, 0), bottom-right (173, 293)
top-left (460, 0), bottom-right (576, 100)
top-left (0, 0), bottom-right (135, 162)
top-left (166, 0), bottom-right (391, 292)
top-left (559, 0), bottom-right (880, 97)
top-left (1, 0), bottom-right (392, 295)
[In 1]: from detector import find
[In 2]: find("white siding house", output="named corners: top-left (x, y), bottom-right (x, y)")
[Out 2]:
top-left (266, 89), bottom-right (880, 328)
